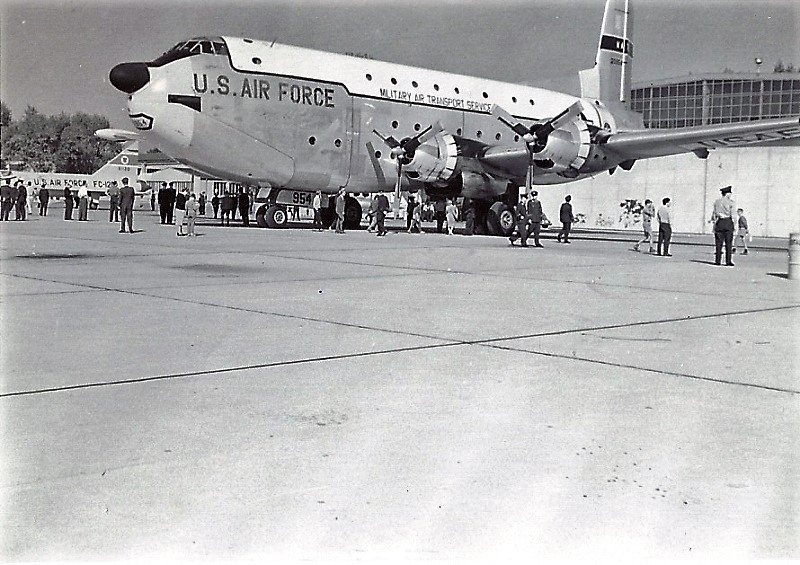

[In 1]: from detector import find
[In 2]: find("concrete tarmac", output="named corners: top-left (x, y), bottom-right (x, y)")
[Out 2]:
top-left (1, 209), bottom-right (798, 561)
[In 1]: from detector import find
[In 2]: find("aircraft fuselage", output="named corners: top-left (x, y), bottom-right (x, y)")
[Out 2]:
top-left (124, 38), bottom-right (624, 199)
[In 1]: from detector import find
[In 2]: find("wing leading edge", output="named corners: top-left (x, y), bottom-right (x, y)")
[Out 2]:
top-left (601, 116), bottom-right (800, 160)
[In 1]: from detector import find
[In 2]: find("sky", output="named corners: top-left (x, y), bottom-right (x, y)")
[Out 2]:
top-left (1, 0), bottom-right (798, 130)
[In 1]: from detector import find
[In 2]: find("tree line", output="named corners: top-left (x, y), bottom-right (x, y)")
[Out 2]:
top-left (1, 101), bottom-right (119, 175)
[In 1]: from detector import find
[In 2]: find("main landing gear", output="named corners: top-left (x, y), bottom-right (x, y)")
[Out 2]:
top-left (255, 189), bottom-right (362, 230)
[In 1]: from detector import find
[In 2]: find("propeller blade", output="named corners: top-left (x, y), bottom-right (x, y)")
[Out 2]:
top-left (533, 101), bottom-right (583, 141)
top-left (403, 121), bottom-right (443, 154)
top-left (372, 129), bottom-right (401, 149)
top-left (365, 141), bottom-right (389, 191)
top-left (491, 105), bottom-right (533, 138)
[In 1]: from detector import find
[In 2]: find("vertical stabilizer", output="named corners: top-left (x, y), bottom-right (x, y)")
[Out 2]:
top-left (579, 0), bottom-right (633, 106)
top-left (96, 141), bottom-right (139, 174)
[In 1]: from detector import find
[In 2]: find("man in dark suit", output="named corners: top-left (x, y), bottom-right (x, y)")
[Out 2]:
top-left (39, 185), bottom-right (50, 216)
top-left (157, 183), bottom-right (170, 224)
top-left (508, 193), bottom-right (529, 247)
top-left (164, 182), bottom-right (177, 224)
top-left (119, 177), bottom-right (136, 233)
top-left (557, 195), bottom-right (574, 244)
top-left (526, 191), bottom-right (544, 248)
top-left (63, 187), bottom-right (73, 220)
top-left (238, 189), bottom-right (250, 226)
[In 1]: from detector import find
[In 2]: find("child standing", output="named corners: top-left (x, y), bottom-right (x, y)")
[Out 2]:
top-left (185, 193), bottom-right (199, 236)
top-left (735, 208), bottom-right (749, 255)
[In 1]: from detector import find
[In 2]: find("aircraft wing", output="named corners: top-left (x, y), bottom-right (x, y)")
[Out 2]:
top-left (601, 116), bottom-right (800, 160)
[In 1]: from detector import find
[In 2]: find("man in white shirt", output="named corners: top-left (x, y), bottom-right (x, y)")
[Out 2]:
top-left (77, 185), bottom-right (89, 221)
top-left (656, 197), bottom-right (672, 257)
top-left (710, 185), bottom-right (736, 266)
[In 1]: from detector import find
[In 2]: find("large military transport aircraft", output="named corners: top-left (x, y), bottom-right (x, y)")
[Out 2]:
top-left (108, 0), bottom-right (800, 234)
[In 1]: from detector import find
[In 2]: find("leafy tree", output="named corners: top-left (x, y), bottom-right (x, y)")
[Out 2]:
top-left (0, 103), bottom-right (118, 173)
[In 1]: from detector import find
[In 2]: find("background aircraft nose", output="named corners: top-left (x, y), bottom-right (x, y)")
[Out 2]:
top-left (110, 63), bottom-right (150, 94)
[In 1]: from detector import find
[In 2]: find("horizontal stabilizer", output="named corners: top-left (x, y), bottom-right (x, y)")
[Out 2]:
top-left (95, 128), bottom-right (141, 142)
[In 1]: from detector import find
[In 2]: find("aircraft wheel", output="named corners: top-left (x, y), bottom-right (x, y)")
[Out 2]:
top-left (487, 202), bottom-right (515, 237)
top-left (255, 204), bottom-right (268, 228)
top-left (344, 196), bottom-right (362, 229)
top-left (265, 205), bottom-right (288, 228)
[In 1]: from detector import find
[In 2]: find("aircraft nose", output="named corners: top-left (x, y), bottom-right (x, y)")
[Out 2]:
top-left (109, 63), bottom-right (150, 94)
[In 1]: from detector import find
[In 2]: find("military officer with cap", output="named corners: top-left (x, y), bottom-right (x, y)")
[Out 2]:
top-left (0, 173), bottom-right (15, 221)
top-left (526, 190), bottom-right (545, 248)
top-left (711, 185), bottom-right (736, 266)
top-left (509, 192), bottom-right (529, 246)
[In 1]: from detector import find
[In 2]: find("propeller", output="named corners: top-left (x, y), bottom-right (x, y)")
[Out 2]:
top-left (372, 122), bottom-right (442, 215)
top-left (491, 102), bottom-right (583, 194)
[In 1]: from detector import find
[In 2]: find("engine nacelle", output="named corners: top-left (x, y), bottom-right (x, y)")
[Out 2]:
top-left (533, 118), bottom-right (592, 175)
top-left (402, 131), bottom-right (459, 185)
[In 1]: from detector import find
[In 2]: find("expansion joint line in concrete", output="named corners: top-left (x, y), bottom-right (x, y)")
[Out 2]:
top-left (2, 304), bottom-right (797, 399)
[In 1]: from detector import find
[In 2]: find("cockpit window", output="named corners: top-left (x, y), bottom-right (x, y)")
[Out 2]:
top-left (149, 37), bottom-right (228, 67)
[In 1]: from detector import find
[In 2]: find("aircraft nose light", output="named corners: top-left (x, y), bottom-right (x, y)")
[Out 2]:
top-left (110, 63), bottom-right (150, 94)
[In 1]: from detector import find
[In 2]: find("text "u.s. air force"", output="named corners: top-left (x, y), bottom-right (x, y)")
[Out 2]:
top-left (193, 73), bottom-right (335, 108)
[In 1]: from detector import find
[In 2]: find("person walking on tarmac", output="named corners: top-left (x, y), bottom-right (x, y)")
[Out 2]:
top-left (376, 193), bottom-right (390, 236)
top-left (334, 188), bottom-right (346, 233)
top-left (711, 186), bottom-right (736, 266)
top-left (119, 177), bottom-right (136, 233)
top-left (557, 195), bottom-right (575, 244)
top-left (633, 199), bottom-right (656, 253)
top-left (238, 188), bottom-right (250, 226)
top-left (526, 191), bottom-right (545, 247)
top-left (509, 193), bottom-right (529, 247)
top-left (107, 181), bottom-right (120, 222)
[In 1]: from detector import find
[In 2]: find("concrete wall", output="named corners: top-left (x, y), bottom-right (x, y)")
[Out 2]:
top-left (537, 146), bottom-right (800, 238)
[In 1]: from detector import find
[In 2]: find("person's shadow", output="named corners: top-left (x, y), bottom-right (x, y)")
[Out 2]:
top-left (689, 259), bottom-right (718, 266)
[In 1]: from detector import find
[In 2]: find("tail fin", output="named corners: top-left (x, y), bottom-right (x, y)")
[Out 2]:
top-left (96, 141), bottom-right (139, 174)
top-left (579, 0), bottom-right (633, 106)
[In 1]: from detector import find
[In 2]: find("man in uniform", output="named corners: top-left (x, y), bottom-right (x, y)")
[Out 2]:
top-left (38, 183), bottom-right (50, 216)
top-left (508, 193), bottom-right (529, 247)
top-left (526, 190), bottom-right (545, 248)
top-left (107, 181), bottom-right (120, 222)
top-left (0, 174), bottom-right (14, 221)
top-left (119, 177), bottom-right (136, 233)
top-left (711, 185), bottom-right (736, 266)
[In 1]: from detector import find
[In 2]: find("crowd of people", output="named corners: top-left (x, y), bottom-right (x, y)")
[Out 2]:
top-left (0, 173), bottom-right (752, 263)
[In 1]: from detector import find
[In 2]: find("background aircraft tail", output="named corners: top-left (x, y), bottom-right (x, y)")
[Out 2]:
top-left (95, 141), bottom-right (139, 175)
top-left (579, 0), bottom-right (633, 107)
